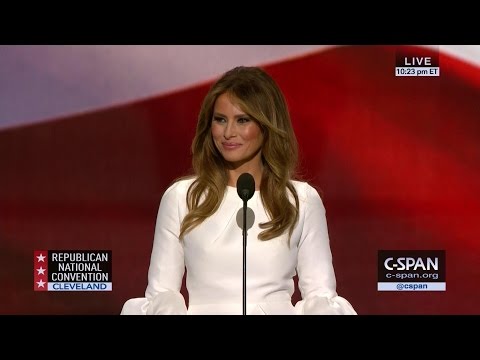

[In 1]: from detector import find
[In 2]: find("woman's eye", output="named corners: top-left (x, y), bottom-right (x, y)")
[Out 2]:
top-left (238, 117), bottom-right (250, 124)
top-left (213, 117), bottom-right (226, 123)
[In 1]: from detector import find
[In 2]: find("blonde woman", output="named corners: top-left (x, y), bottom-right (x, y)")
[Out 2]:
top-left (121, 66), bottom-right (356, 315)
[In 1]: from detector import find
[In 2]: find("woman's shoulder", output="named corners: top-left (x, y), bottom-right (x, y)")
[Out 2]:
top-left (163, 176), bottom-right (196, 197)
top-left (290, 180), bottom-right (319, 198)
top-left (290, 180), bottom-right (325, 210)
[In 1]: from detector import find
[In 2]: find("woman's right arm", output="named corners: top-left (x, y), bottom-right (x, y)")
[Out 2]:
top-left (121, 181), bottom-right (187, 315)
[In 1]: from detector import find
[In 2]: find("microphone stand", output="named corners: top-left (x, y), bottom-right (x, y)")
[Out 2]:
top-left (237, 173), bottom-right (254, 316)
top-left (242, 195), bottom-right (248, 316)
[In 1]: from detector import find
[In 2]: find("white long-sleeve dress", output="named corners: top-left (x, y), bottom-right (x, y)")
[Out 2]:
top-left (121, 178), bottom-right (356, 315)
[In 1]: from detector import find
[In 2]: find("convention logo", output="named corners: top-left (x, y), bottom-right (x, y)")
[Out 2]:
top-left (34, 250), bottom-right (112, 291)
top-left (378, 250), bottom-right (445, 291)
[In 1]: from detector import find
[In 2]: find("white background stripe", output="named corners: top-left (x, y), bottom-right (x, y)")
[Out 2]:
top-left (0, 45), bottom-right (478, 130)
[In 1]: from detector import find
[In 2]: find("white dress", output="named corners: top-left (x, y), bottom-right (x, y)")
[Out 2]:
top-left (121, 178), bottom-right (357, 315)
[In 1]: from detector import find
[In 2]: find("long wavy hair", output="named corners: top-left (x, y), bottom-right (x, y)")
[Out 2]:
top-left (179, 66), bottom-right (300, 242)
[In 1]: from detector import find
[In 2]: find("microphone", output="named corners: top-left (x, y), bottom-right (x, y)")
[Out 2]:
top-left (237, 173), bottom-right (255, 201)
top-left (236, 173), bottom-right (255, 316)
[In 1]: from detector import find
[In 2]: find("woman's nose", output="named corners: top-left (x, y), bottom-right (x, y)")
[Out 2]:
top-left (224, 121), bottom-right (236, 139)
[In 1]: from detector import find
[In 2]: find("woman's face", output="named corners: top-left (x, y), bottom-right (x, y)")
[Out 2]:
top-left (211, 93), bottom-right (263, 169)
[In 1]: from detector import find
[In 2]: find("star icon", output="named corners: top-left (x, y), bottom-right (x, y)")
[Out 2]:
top-left (36, 267), bottom-right (46, 275)
top-left (36, 279), bottom-right (46, 288)
top-left (36, 254), bottom-right (46, 262)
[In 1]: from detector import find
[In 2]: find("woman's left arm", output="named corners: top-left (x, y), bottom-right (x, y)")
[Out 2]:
top-left (294, 184), bottom-right (357, 315)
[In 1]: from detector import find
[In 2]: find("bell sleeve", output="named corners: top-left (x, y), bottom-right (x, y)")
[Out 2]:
top-left (294, 184), bottom-right (357, 315)
top-left (120, 181), bottom-right (187, 315)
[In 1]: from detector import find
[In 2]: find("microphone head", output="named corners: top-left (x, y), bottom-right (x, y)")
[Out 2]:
top-left (236, 173), bottom-right (255, 201)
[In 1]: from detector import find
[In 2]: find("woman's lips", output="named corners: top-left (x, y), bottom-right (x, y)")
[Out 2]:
top-left (222, 143), bottom-right (241, 150)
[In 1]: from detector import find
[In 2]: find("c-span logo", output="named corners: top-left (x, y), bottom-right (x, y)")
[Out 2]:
top-left (34, 250), bottom-right (112, 291)
top-left (378, 250), bottom-right (445, 291)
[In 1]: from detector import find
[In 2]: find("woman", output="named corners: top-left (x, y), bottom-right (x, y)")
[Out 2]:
top-left (121, 66), bottom-right (356, 315)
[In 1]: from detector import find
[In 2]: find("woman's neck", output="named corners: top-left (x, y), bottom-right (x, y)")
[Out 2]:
top-left (227, 165), bottom-right (263, 190)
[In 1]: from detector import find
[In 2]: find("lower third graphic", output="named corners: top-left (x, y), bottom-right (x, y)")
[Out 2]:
top-left (34, 250), bottom-right (112, 291)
